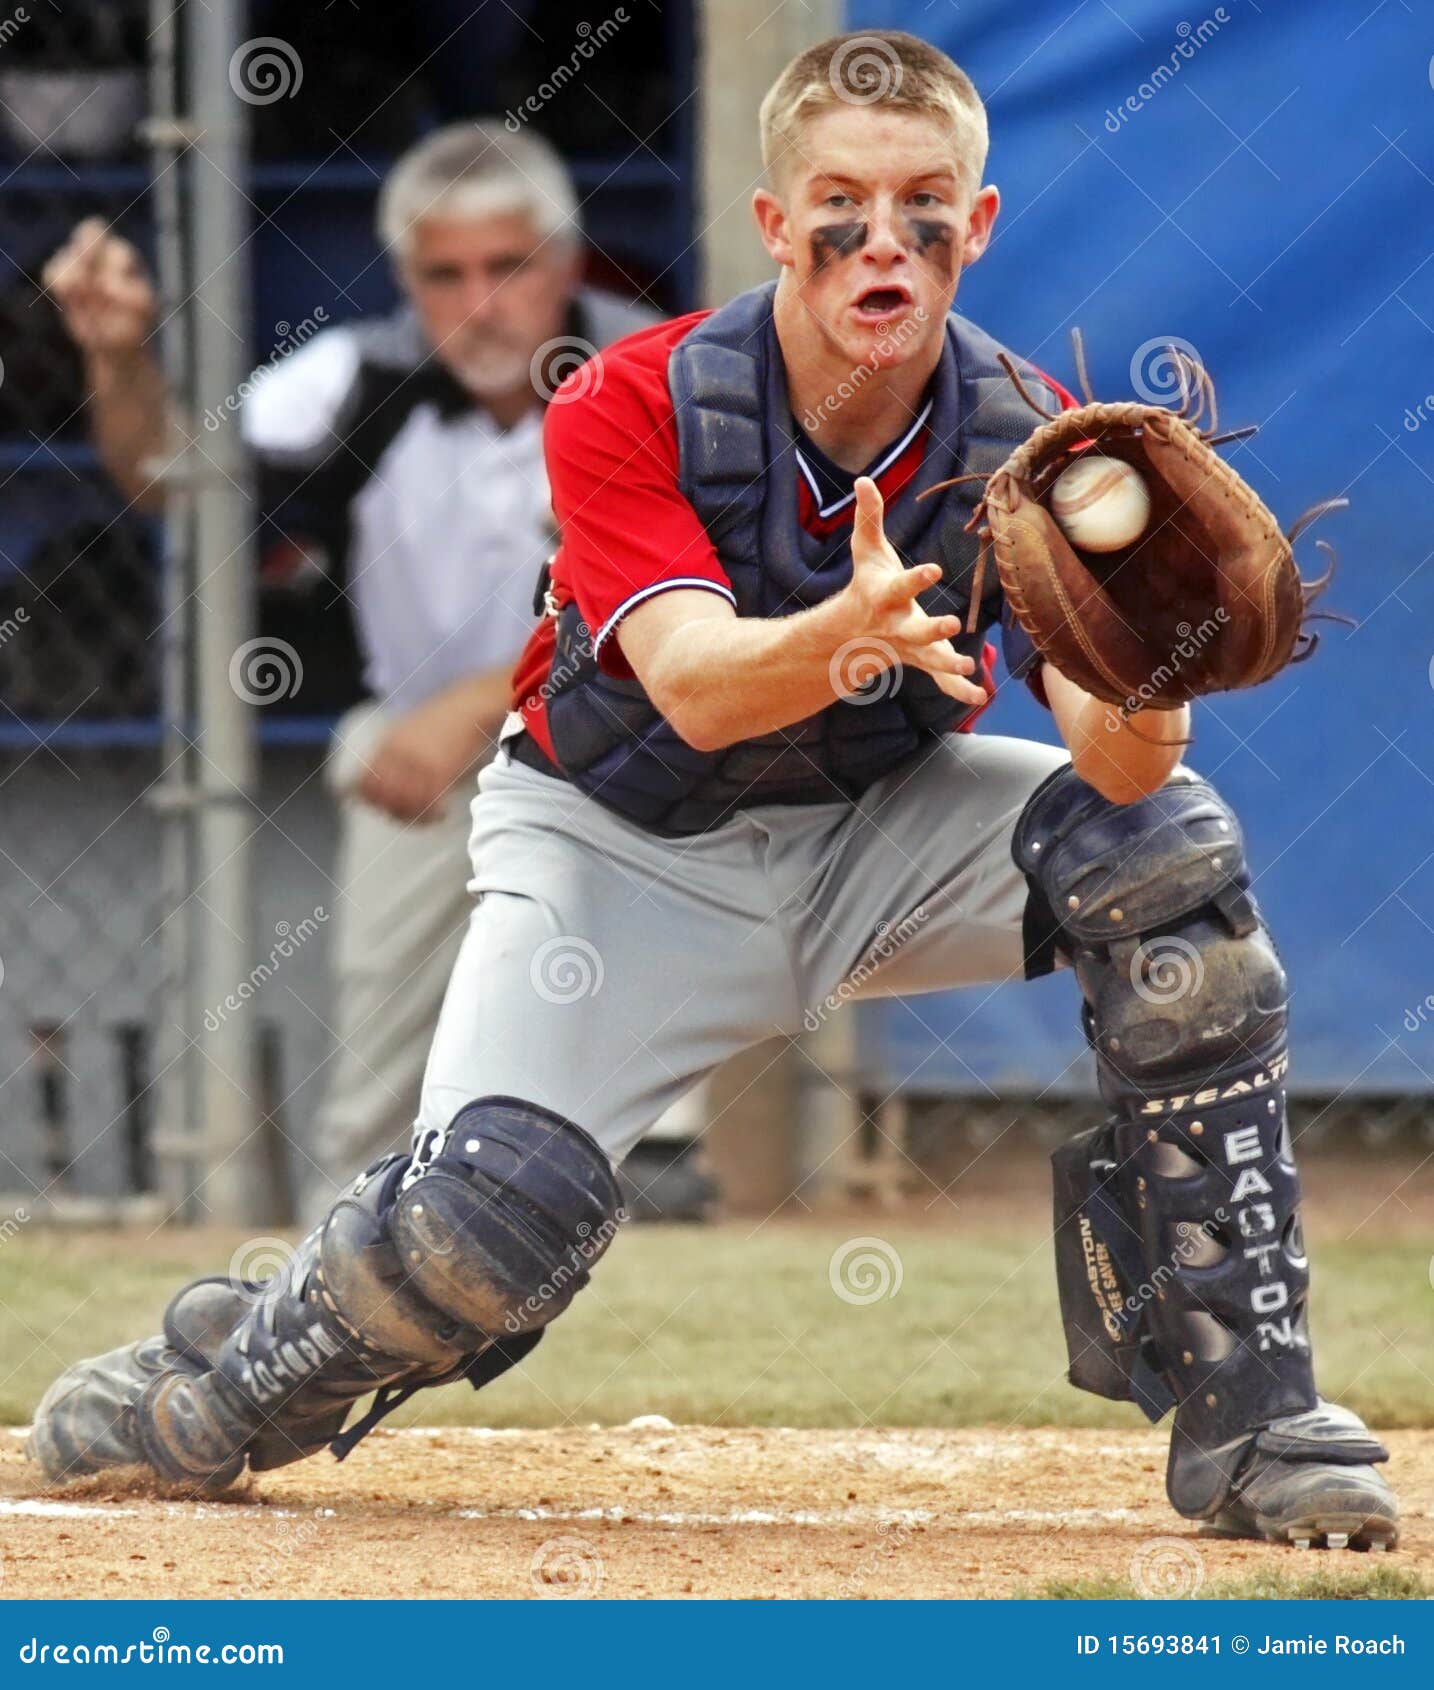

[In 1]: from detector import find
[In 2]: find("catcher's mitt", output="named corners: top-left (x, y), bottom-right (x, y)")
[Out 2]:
top-left (937, 337), bottom-right (1344, 713)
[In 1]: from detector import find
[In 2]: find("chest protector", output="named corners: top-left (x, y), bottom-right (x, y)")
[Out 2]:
top-left (544, 281), bottom-right (1058, 836)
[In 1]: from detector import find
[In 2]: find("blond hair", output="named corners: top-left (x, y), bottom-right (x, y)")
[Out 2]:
top-left (759, 31), bottom-right (988, 196)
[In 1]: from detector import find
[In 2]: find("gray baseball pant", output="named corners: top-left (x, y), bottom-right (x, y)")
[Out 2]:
top-left (411, 729), bottom-right (1070, 1168)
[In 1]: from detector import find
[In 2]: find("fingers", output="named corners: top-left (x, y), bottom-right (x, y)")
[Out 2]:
top-left (44, 218), bottom-right (109, 295)
top-left (44, 218), bottom-right (150, 318)
top-left (895, 632), bottom-right (974, 677)
top-left (908, 656), bottom-right (988, 707)
top-left (850, 475), bottom-right (886, 559)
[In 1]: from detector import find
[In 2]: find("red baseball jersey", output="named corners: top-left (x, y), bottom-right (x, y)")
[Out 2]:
top-left (510, 311), bottom-right (1076, 758)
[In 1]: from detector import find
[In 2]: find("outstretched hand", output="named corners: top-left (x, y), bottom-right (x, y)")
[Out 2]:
top-left (842, 477), bottom-right (988, 708)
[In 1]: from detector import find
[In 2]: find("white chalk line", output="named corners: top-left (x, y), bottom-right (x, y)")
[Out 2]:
top-left (0, 1493), bottom-right (1139, 1529)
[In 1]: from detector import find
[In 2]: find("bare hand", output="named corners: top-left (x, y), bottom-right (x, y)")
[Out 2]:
top-left (43, 217), bottom-right (157, 357)
top-left (840, 477), bottom-right (988, 709)
top-left (356, 692), bottom-right (488, 823)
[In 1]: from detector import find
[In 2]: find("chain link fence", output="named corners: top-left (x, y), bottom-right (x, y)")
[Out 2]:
top-left (0, 0), bottom-right (700, 1221)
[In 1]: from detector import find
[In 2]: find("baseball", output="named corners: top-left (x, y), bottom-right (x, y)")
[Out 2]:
top-left (1049, 455), bottom-right (1151, 552)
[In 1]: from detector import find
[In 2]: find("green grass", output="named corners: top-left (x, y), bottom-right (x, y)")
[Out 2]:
top-left (1, 1218), bottom-right (1430, 1430)
top-left (1034, 1565), bottom-right (1427, 1601)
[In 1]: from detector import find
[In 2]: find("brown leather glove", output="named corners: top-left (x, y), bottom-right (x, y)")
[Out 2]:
top-left (955, 341), bottom-right (1344, 712)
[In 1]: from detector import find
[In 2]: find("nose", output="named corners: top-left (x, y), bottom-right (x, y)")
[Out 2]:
top-left (861, 201), bottom-right (909, 267)
top-left (458, 274), bottom-right (500, 326)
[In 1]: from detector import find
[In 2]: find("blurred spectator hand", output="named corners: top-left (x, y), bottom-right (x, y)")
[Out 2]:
top-left (44, 216), bottom-right (157, 356)
top-left (357, 684), bottom-right (492, 824)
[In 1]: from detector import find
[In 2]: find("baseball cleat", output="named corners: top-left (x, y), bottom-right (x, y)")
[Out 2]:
top-left (28, 1334), bottom-right (242, 1490)
top-left (1204, 1449), bottom-right (1400, 1551)
top-left (27, 1278), bottom-right (251, 1489)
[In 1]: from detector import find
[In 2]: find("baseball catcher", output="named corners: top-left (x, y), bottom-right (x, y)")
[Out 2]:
top-left (30, 30), bottom-right (1397, 1553)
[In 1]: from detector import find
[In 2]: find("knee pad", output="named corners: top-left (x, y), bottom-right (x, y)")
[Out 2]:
top-left (391, 1096), bottom-right (624, 1337)
top-left (1014, 762), bottom-right (1285, 1098)
top-left (319, 1153), bottom-right (487, 1365)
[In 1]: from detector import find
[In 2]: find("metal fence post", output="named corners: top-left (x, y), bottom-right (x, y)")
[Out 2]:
top-left (183, 0), bottom-right (259, 1224)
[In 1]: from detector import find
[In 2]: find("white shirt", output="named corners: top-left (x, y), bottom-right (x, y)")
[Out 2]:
top-left (241, 319), bottom-right (555, 713)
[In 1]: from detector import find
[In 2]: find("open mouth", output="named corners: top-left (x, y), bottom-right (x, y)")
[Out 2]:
top-left (852, 285), bottom-right (911, 321)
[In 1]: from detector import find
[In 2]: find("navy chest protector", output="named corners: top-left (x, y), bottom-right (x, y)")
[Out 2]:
top-left (543, 281), bottom-right (1058, 836)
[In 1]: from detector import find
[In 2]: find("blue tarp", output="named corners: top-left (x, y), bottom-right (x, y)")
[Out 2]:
top-left (847, 0), bottom-right (1434, 1092)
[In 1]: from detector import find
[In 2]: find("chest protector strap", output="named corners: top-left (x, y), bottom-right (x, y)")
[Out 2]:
top-left (544, 281), bottom-right (1058, 836)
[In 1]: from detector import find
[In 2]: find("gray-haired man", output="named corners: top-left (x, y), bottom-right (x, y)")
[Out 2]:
top-left (45, 123), bottom-right (657, 1216)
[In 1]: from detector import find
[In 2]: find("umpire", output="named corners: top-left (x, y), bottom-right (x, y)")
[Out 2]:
top-left (44, 123), bottom-right (655, 1218)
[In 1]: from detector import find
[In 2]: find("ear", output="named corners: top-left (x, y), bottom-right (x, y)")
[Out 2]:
top-left (752, 187), bottom-right (795, 269)
top-left (961, 184), bottom-right (1000, 267)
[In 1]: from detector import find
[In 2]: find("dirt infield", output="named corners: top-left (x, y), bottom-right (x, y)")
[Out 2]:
top-left (2, 1425), bottom-right (1428, 1600)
